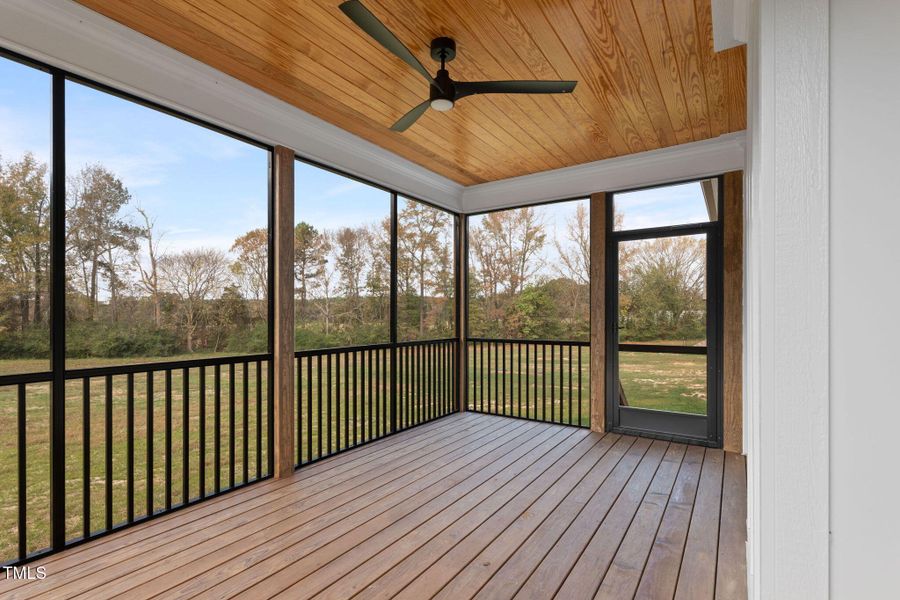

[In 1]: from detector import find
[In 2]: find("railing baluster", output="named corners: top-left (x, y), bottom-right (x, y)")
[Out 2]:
top-left (105, 375), bottom-right (113, 530)
top-left (18, 384), bottom-right (26, 559)
top-left (578, 346), bottom-right (583, 427)
top-left (353, 352), bottom-right (366, 446)
top-left (316, 355), bottom-right (323, 460)
top-left (344, 352), bottom-right (350, 449)
top-left (147, 371), bottom-right (154, 517)
top-left (257, 360), bottom-right (262, 476)
top-left (199, 367), bottom-right (206, 498)
top-left (306, 356), bottom-right (312, 462)
top-left (243, 362), bottom-right (249, 484)
top-left (368, 349), bottom-right (374, 436)
top-left (542, 344), bottom-right (547, 421)
top-left (214, 364), bottom-right (220, 494)
top-left (127, 373), bottom-right (134, 523)
top-left (327, 353), bottom-right (333, 454)
top-left (182, 368), bottom-right (189, 504)
top-left (296, 357), bottom-right (302, 466)
top-left (501, 342), bottom-right (506, 417)
top-left (165, 369), bottom-right (172, 511)
top-left (374, 349), bottom-right (381, 437)
top-left (568, 345), bottom-right (573, 426)
top-left (360, 350), bottom-right (367, 442)
top-left (83, 377), bottom-right (90, 538)
top-left (228, 363), bottom-right (235, 489)
top-left (335, 352), bottom-right (341, 452)
top-left (525, 344), bottom-right (530, 420)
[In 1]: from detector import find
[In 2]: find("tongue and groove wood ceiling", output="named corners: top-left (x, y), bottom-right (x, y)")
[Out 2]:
top-left (75, 0), bottom-right (747, 185)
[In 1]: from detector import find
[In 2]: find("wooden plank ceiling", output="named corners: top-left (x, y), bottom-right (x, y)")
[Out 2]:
top-left (75, 0), bottom-right (747, 185)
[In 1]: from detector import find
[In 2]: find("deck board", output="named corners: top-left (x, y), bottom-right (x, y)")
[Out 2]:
top-left (3, 413), bottom-right (746, 599)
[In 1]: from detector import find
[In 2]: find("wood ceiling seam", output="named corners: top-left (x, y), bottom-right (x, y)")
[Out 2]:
top-left (597, 0), bottom-right (681, 148)
top-left (566, 0), bottom-right (662, 150)
top-left (536, 0), bottom-right (645, 154)
top-left (453, 0), bottom-right (601, 165)
top-left (629, 0), bottom-right (694, 146)
top-left (496, 0), bottom-right (629, 158)
top-left (692, 0), bottom-right (728, 137)
top-left (663, 0), bottom-right (711, 141)
top-left (104, 0), bottom-right (482, 184)
top-left (474, 0), bottom-right (611, 164)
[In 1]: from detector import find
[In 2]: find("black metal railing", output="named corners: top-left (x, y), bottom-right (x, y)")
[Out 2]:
top-left (0, 354), bottom-right (273, 565)
top-left (467, 338), bottom-right (590, 428)
top-left (295, 338), bottom-right (457, 466)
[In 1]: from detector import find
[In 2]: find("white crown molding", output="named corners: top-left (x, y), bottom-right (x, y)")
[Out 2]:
top-left (0, 0), bottom-right (465, 211)
top-left (461, 131), bottom-right (746, 212)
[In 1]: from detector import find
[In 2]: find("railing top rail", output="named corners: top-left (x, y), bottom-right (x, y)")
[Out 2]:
top-left (63, 353), bottom-right (271, 380)
top-left (466, 337), bottom-right (589, 346)
top-left (295, 337), bottom-right (457, 358)
top-left (0, 371), bottom-right (53, 386)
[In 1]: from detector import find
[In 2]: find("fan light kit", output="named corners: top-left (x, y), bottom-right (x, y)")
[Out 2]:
top-left (339, 1), bottom-right (578, 132)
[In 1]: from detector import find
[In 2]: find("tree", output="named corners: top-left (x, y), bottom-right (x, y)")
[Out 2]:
top-left (159, 248), bottom-right (229, 352)
top-left (230, 228), bottom-right (268, 317)
top-left (66, 165), bottom-right (140, 320)
top-left (333, 226), bottom-right (369, 324)
top-left (620, 236), bottom-right (706, 342)
top-left (469, 207), bottom-right (546, 336)
top-left (554, 203), bottom-right (590, 287)
top-left (309, 232), bottom-right (337, 335)
top-left (293, 222), bottom-right (327, 318)
top-left (0, 153), bottom-right (49, 331)
top-left (132, 206), bottom-right (164, 327)
top-left (397, 201), bottom-right (448, 338)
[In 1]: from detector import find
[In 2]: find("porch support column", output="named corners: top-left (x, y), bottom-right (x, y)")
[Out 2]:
top-left (589, 192), bottom-right (607, 433)
top-left (273, 146), bottom-right (295, 478)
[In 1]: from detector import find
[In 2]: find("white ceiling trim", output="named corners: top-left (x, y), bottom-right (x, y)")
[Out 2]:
top-left (461, 132), bottom-right (746, 212)
top-left (0, 0), bottom-right (746, 216)
top-left (0, 0), bottom-right (465, 211)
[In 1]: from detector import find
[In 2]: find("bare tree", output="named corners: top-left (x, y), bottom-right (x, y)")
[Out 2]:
top-left (132, 206), bottom-right (164, 327)
top-left (308, 232), bottom-right (337, 335)
top-left (159, 248), bottom-right (229, 352)
top-left (554, 202), bottom-right (590, 286)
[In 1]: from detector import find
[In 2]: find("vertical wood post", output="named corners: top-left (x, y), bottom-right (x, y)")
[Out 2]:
top-left (589, 193), bottom-right (607, 433)
top-left (723, 171), bottom-right (744, 453)
top-left (273, 146), bottom-right (295, 478)
top-left (456, 213), bottom-right (468, 412)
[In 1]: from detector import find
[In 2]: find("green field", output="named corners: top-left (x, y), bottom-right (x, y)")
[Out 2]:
top-left (466, 345), bottom-right (706, 424)
top-left (0, 343), bottom-right (704, 562)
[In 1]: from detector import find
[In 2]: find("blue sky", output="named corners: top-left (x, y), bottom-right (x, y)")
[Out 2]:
top-left (1, 54), bottom-right (711, 267)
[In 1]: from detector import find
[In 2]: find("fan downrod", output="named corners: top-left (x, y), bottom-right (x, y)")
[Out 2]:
top-left (430, 37), bottom-right (457, 63)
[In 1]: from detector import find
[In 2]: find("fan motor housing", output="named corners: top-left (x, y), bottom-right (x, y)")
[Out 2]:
top-left (430, 37), bottom-right (457, 63)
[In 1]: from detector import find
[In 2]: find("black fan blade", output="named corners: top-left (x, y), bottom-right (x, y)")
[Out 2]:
top-left (391, 100), bottom-right (430, 132)
top-left (339, 1), bottom-right (442, 92)
top-left (455, 80), bottom-right (577, 100)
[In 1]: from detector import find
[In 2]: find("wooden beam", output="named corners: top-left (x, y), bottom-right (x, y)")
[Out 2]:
top-left (456, 213), bottom-right (468, 412)
top-left (722, 171), bottom-right (743, 453)
top-left (273, 146), bottom-right (295, 478)
top-left (590, 192), bottom-right (607, 432)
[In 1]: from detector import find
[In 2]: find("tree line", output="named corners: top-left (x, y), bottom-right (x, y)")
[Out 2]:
top-left (0, 153), bottom-right (456, 360)
top-left (0, 152), bottom-right (705, 361)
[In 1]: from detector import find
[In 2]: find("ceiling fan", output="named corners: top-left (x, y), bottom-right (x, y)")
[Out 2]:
top-left (339, 0), bottom-right (578, 132)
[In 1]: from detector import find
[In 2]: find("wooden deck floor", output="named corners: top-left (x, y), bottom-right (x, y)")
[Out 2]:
top-left (2, 413), bottom-right (746, 599)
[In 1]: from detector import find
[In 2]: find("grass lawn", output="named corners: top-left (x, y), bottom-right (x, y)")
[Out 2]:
top-left (0, 342), bottom-right (703, 563)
